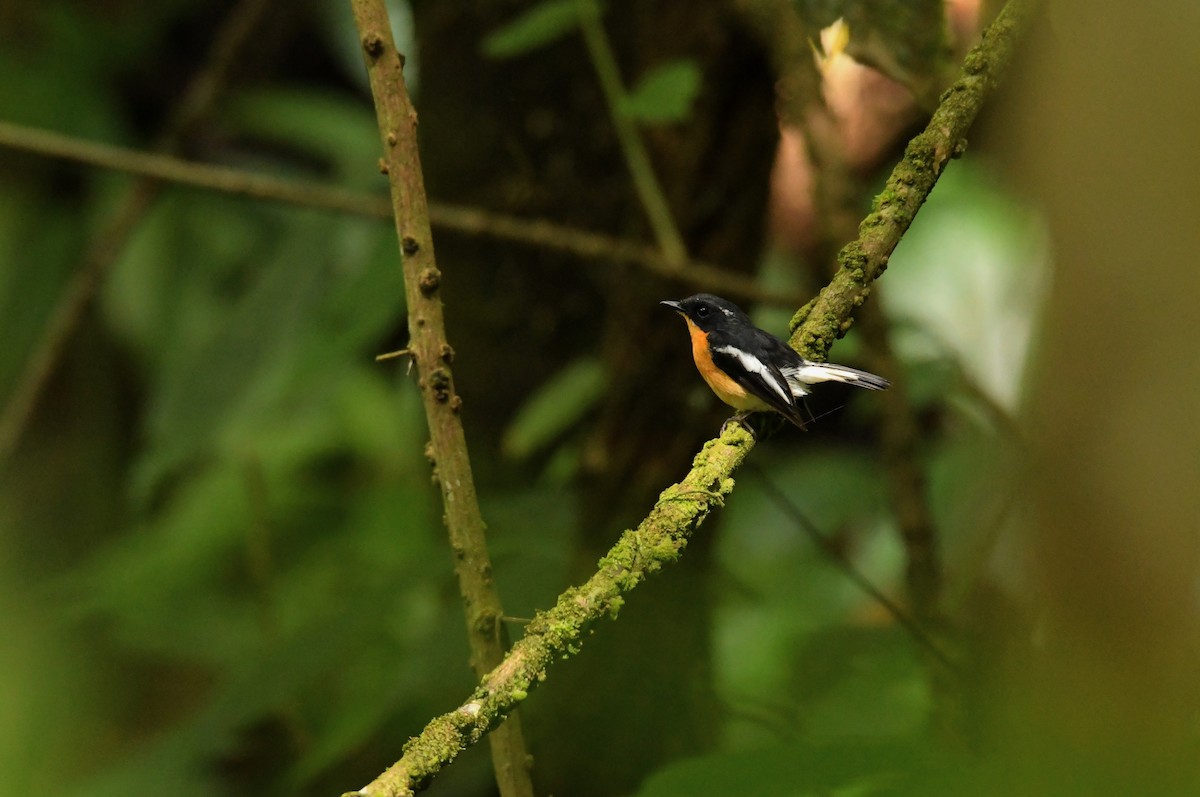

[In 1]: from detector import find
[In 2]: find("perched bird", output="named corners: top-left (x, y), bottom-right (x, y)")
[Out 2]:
top-left (661, 293), bottom-right (889, 430)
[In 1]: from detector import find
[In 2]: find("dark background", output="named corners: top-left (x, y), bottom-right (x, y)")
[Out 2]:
top-left (2, 1), bottom-right (1197, 795)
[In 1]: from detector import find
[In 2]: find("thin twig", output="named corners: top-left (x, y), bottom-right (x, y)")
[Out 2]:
top-left (859, 302), bottom-right (942, 618)
top-left (0, 120), bottom-right (794, 308)
top-left (0, 0), bottom-right (274, 463)
top-left (344, 2), bottom-right (1036, 794)
top-left (0, 119), bottom-right (386, 215)
top-left (745, 461), bottom-right (956, 672)
top-left (428, 203), bottom-right (775, 305)
top-left (575, 0), bottom-right (688, 265)
top-left (347, 3), bottom-right (534, 796)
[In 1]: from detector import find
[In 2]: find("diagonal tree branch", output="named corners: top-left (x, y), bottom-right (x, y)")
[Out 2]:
top-left (344, 0), bottom-right (1036, 794)
top-left (0, 120), bottom-right (795, 308)
top-left (785, 1), bottom-right (1033, 353)
top-left (743, 0), bottom-right (945, 625)
top-left (346, 2), bottom-right (534, 796)
top-left (0, 0), bottom-right (274, 463)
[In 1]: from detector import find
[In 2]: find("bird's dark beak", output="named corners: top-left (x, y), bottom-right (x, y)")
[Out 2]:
top-left (660, 299), bottom-right (683, 312)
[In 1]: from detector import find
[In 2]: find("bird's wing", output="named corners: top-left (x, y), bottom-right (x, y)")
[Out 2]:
top-left (709, 342), bottom-right (808, 428)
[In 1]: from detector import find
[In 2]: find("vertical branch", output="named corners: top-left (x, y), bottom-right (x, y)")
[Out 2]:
top-left (346, 3), bottom-right (534, 796)
top-left (343, 2), bottom-right (1037, 793)
top-left (339, 1), bottom-right (1036, 793)
top-left (575, 0), bottom-right (688, 265)
top-left (0, 0), bottom-right (274, 462)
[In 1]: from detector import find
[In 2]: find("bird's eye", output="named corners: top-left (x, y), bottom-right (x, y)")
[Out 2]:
top-left (696, 305), bottom-right (709, 318)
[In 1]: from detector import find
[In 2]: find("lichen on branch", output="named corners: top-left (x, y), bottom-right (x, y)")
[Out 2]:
top-left (346, 1), bottom-right (1037, 794)
top-left (352, 425), bottom-right (755, 797)
top-left (788, 0), bottom-right (1036, 357)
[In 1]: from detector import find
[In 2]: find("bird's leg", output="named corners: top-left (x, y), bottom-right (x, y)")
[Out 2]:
top-left (721, 410), bottom-right (756, 438)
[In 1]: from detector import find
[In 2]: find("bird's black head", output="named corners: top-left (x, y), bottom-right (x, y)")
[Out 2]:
top-left (660, 293), bottom-right (748, 332)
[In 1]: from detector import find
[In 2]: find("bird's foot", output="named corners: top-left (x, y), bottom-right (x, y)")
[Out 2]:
top-left (721, 411), bottom-right (756, 438)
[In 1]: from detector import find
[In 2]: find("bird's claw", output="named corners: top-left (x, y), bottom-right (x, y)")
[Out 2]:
top-left (721, 411), bottom-right (756, 438)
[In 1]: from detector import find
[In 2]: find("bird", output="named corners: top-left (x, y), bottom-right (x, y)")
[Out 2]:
top-left (661, 293), bottom-right (889, 430)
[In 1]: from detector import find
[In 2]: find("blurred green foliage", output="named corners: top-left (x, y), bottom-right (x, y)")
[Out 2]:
top-left (483, 0), bottom-right (700, 125)
top-left (482, 0), bottom-right (593, 60)
top-left (623, 60), bottom-right (703, 124)
top-left (0, 2), bottom-right (1130, 797)
top-left (501, 356), bottom-right (605, 463)
top-left (2, 5), bottom-right (511, 795)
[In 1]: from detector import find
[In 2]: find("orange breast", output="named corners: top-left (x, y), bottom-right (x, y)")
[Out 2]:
top-left (683, 317), bottom-right (771, 412)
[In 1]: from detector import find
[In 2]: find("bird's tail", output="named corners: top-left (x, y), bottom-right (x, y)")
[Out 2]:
top-left (786, 362), bottom-right (890, 391)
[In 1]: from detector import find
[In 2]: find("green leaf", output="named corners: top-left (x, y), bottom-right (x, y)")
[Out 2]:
top-left (501, 357), bottom-right (605, 460)
top-left (635, 740), bottom-right (925, 797)
top-left (623, 59), bottom-right (702, 124)
top-left (117, 198), bottom-right (401, 501)
top-left (482, 0), bottom-right (589, 59)
top-left (882, 161), bottom-right (1048, 414)
top-left (223, 88), bottom-right (384, 189)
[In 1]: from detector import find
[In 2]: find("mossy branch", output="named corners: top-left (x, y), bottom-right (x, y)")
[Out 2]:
top-left (787, 0), bottom-right (1035, 353)
top-left (348, 427), bottom-right (755, 797)
top-left (345, 1), bottom-right (1036, 794)
top-left (347, 1), bottom-right (534, 795)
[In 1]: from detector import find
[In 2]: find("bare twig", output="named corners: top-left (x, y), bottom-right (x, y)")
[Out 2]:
top-left (0, 120), bottom-right (794, 308)
top-left (859, 302), bottom-right (942, 618)
top-left (0, 120), bottom-right (385, 215)
top-left (0, 0), bottom-right (274, 462)
top-left (344, 1), bottom-right (1036, 794)
top-left (745, 461), bottom-right (955, 671)
top-left (428, 203), bottom-right (775, 305)
top-left (347, 2), bottom-right (534, 796)
top-left (575, 0), bottom-right (688, 265)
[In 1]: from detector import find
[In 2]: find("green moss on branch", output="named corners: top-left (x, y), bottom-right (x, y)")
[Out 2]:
top-left (348, 1), bottom-right (1037, 794)
top-left (788, 0), bottom-right (1036, 357)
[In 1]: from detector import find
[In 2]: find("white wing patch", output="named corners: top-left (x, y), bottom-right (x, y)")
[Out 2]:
top-left (714, 345), bottom-right (793, 404)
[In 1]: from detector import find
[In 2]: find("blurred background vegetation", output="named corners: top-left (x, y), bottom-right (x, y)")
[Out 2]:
top-left (1, 0), bottom-right (1197, 795)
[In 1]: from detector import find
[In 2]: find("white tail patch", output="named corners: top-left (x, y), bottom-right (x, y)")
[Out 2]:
top-left (782, 362), bottom-right (889, 394)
